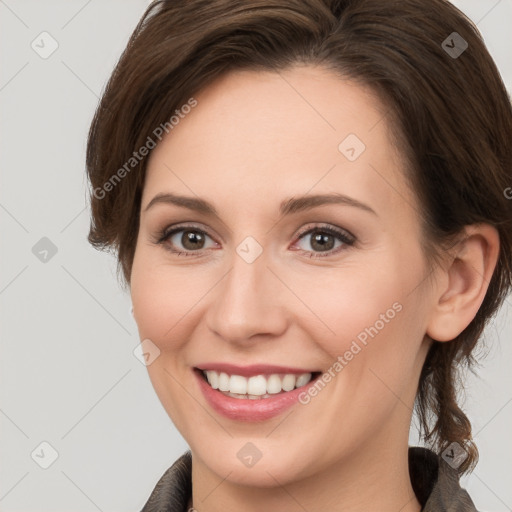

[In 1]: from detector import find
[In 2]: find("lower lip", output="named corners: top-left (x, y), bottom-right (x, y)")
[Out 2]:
top-left (194, 369), bottom-right (319, 422)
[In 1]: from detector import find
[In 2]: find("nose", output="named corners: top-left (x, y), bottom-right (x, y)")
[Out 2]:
top-left (204, 246), bottom-right (288, 344)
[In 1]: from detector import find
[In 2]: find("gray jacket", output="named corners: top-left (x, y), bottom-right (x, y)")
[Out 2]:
top-left (140, 447), bottom-right (478, 511)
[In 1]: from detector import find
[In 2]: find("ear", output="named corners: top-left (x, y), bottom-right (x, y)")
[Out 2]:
top-left (425, 223), bottom-right (500, 342)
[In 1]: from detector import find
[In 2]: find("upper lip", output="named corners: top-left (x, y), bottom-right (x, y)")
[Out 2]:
top-left (195, 363), bottom-right (319, 377)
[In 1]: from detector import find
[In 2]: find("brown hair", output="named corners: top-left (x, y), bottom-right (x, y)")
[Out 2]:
top-left (86, 0), bottom-right (512, 473)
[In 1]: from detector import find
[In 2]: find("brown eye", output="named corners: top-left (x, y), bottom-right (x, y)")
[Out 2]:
top-left (179, 230), bottom-right (206, 250)
top-left (158, 225), bottom-right (218, 256)
top-left (294, 225), bottom-right (355, 258)
top-left (309, 231), bottom-right (336, 252)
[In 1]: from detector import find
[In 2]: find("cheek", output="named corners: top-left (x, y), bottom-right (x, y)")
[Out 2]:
top-left (131, 246), bottom-right (199, 340)
top-left (287, 251), bottom-right (427, 410)
top-left (130, 251), bottom-right (205, 429)
top-left (288, 261), bottom-right (408, 360)
top-left (316, 269), bottom-right (428, 421)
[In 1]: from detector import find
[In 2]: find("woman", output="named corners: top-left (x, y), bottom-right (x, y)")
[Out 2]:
top-left (85, 0), bottom-right (512, 510)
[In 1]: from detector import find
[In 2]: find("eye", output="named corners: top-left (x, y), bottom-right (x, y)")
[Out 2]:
top-left (156, 224), bottom-right (218, 256)
top-left (292, 224), bottom-right (356, 258)
top-left (154, 222), bottom-right (356, 258)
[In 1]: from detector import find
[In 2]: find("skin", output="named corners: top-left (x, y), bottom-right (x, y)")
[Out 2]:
top-left (130, 65), bottom-right (499, 512)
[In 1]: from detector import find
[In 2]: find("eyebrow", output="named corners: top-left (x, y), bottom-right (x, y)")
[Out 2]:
top-left (143, 192), bottom-right (377, 217)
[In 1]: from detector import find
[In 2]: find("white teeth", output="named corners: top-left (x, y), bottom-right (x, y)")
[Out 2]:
top-left (266, 374), bottom-right (282, 394)
top-left (218, 372), bottom-right (230, 392)
top-left (296, 373), bottom-right (312, 388)
top-left (205, 371), bottom-right (219, 389)
top-left (229, 375), bottom-right (247, 395)
top-left (202, 370), bottom-right (314, 398)
top-left (247, 375), bottom-right (267, 395)
top-left (282, 374), bottom-right (296, 391)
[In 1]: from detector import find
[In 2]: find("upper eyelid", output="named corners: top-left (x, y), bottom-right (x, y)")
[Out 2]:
top-left (295, 223), bottom-right (355, 240)
top-left (162, 222), bottom-right (217, 240)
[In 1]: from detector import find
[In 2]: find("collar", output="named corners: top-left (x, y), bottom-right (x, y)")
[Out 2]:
top-left (141, 447), bottom-right (478, 512)
top-left (409, 447), bottom-right (478, 511)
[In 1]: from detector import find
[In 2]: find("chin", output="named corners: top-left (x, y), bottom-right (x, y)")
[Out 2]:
top-left (191, 439), bottom-right (314, 488)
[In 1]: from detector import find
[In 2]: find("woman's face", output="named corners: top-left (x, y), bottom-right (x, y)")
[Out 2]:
top-left (131, 65), bottom-right (436, 486)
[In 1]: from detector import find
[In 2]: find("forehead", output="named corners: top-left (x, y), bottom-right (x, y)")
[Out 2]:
top-left (143, 65), bottom-right (415, 220)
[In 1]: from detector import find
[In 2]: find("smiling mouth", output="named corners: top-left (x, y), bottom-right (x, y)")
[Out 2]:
top-left (196, 368), bottom-right (322, 399)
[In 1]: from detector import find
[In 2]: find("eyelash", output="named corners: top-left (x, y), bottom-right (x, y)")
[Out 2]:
top-left (154, 223), bottom-right (356, 259)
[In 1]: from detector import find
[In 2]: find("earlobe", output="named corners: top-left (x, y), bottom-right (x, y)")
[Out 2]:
top-left (425, 223), bottom-right (500, 342)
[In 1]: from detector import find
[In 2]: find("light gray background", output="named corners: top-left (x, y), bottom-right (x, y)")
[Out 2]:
top-left (0, 1), bottom-right (511, 511)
